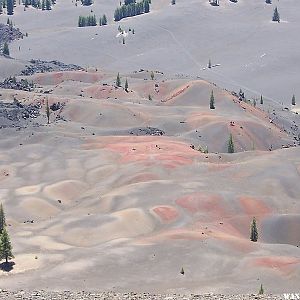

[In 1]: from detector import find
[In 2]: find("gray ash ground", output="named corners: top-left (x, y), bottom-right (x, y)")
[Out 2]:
top-left (0, 100), bottom-right (41, 128)
top-left (0, 24), bottom-right (24, 50)
top-left (19, 59), bottom-right (84, 76)
top-left (0, 291), bottom-right (286, 300)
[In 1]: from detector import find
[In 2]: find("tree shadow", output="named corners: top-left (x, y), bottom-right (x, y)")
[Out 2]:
top-left (0, 261), bottom-right (15, 272)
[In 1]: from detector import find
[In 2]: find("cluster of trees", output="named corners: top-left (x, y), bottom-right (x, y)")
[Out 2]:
top-left (81, 0), bottom-right (92, 5)
top-left (23, 0), bottom-right (55, 11)
top-left (0, 0), bottom-right (14, 15)
top-left (0, 204), bottom-right (14, 265)
top-left (114, 0), bottom-right (151, 21)
top-left (78, 14), bottom-right (107, 27)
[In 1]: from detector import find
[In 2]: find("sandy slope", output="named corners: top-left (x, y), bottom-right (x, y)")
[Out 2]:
top-left (0, 70), bottom-right (299, 293)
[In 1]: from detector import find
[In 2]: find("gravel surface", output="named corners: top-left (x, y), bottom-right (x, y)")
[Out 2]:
top-left (0, 291), bottom-right (287, 300)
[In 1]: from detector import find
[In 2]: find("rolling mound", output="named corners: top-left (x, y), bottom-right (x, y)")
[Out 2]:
top-left (0, 70), bottom-right (299, 293)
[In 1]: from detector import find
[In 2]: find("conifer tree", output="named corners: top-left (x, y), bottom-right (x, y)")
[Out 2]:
top-left (125, 78), bottom-right (128, 92)
top-left (0, 228), bottom-right (14, 264)
top-left (150, 71), bottom-right (154, 80)
top-left (7, 0), bottom-right (13, 15)
top-left (45, 0), bottom-right (51, 10)
top-left (3, 42), bottom-right (10, 56)
top-left (292, 94), bottom-right (296, 106)
top-left (272, 7), bottom-right (280, 22)
top-left (265, 0), bottom-right (271, 3)
top-left (208, 59), bottom-right (212, 69)
top-left (258, 283), bottom-right (264, 295)
top-left (171, 0), bottom-right (175, 4)
top-left (46, 99), bottom-right (50, 124)
top-left (116, 73), bottom-right (121, 87)
top-left (148, 94), bottom-right (152, 101)
top-left (102, 14), bottom-right (107, 25)
top-left (250, 217), bottom-right (258, 242)
top-left (210, 90), bottom-right (215, 109)
top-left (228, 133), bottom-right (234, 153)
top-left (0, 204), bottom-right (5, 234)
top-left (0, 1), bottom-right (3, 14)
top-left (260, 95), bottom-right (263, 105)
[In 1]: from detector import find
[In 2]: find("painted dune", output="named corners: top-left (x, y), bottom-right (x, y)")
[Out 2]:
top-left (0, 70), bottom-right (299, 294)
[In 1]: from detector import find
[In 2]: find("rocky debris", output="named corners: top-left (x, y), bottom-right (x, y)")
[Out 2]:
top-left (0, 100), bottom-right (41, 128)
top-left (0, 291), bottom-right (285, 300)
top-left (0, 23), bottom-right (24, 51)
top-left (0, 76), bottom-right (34, 92)
top-left (19, 59), bottom-right (84, 76)
top-left (129, 127), bottom-right (165, 136)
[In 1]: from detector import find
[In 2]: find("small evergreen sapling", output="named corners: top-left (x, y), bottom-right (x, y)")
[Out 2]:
top-left (228, 133), bottom-right (234, 153)
top-left (250, 217), bottom-right (258, 242)
top-left (210, 90), bottom-right (215, 109)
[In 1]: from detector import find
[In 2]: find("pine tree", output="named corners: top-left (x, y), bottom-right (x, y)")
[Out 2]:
top-left (148, 94), bottom-right (152, 101)
top-left (0, 204), bottom-right (5, 234)
top-left (250, 217), bottom-right (258, 242)
top-left (0, 228), bottom-right (14, 264)
top-left (258, 283), bottom-right (264, 295)
top-left (3, 42), bottom-right (10, 56)
top-left (171, 0), bottom-right (175, 4)
top-left (253, 99), bottom-right (256, 107)
top-left (7, 0), bottom-right (13, 15)
top-left (46, 99), bottom-right (50, 124)
top-left (210, 90), bottom-right (215, 109)
top-left (102, 14), bottom-right (107, 25)
top-left (292, 94), bottom-right (296, 106)
top-left (122, 37), bottom-right (125, 44)
top-left (265, 0), bottom-right (271, 4)
top-left (272, 7), bottom-right (280, 22)
top-left (150, 71), bottom-right (154, 80)
top-left (260, 95), bottom-right (263, 105)
top-left (116, 73), bottom-right (121, 87)
top-left (125, 78), bottom-right (129, 92)
top-left (228, 133), bottom-right (234, 153)
top-left (208, 59), bottom-right (212, 69)
top-left (45, 0), bottom-right (51, 10)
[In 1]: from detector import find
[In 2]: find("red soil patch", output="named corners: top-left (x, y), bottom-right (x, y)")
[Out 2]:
top-left (83, 136), bottom-right (199, 168)
top-left (34, 71), bottom-right (104, 85)
top-left (239, 195), bottom-right (272, 216)
top-left (162, 84), bottom-right (190, 103)
top-left (83, 85), bottom-right (129, 99)
top-left (186, 112), bottom-right (221, 128)
top-left (176, 192), bottom-right (229, 219)
top-left (252, 256), bottom-right (300, 275)
top-left (152, 206), bottom-right (179, 223)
